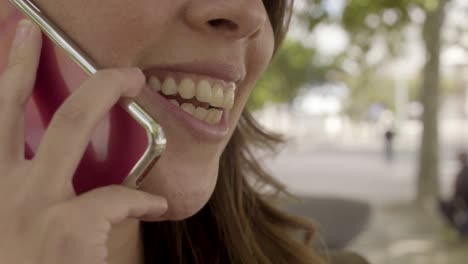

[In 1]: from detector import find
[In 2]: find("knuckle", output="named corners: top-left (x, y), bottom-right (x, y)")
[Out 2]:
top-left (46, 204), bottom-right (96, 236)
top-left (52, 99), bottom-right (89, 128)
top-left (6, 58), bottom-right (28, 75)
top-left (0, 66), bottom-right (33, 107)
top-left (44, 207), bottom-right (83, 254)
top-left (0, 90), bottom-right (29, 111)
top-left (98, 185), bottom-right (148, 204)
top-left (93, 69), bottom-right (129, 94)
top-left (96, 68), bottom-right (127, 81)
top-left (1, 88), bottom-right (31, 108)
top-left (100, 184), bottom-right (129, 198)
top-left (46, 205), bottom-right (76, 234)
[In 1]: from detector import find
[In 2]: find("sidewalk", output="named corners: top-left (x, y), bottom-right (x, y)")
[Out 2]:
top-left (349, 202), bottom-right (468, 264)
top-left (260, 124), bottom-right (468, 263)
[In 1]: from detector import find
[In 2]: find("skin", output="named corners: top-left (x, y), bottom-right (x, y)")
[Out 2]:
top-left (0, 0), bottom-right (274, 263)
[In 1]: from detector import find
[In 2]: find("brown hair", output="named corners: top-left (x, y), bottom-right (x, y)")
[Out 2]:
top-left (142, 1), bottom-right (323, 263)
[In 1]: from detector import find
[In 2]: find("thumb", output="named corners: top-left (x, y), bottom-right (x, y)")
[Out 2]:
top-left (69, 185), bottom-right (168, 224)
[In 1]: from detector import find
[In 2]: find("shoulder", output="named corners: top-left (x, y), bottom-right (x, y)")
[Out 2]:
top-left (327, 251), bottom-right (371, 264)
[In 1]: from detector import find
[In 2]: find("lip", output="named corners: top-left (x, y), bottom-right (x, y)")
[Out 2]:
top-left (142, 62), bottom-right (245, 84)
top-left (137, 85), bottom-right (230, 143)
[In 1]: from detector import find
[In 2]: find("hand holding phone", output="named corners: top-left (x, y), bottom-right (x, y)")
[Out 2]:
top-left (0, 19), bottom-right (168, 264)
top-left (9, 0), bottom-right (166, 193)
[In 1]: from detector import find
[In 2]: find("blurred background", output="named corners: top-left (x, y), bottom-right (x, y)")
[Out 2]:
top-left (251, 0), bottom-right (468, 263)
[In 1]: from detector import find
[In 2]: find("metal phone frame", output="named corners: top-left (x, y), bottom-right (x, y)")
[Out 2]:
top-left (10, 0), bottom-right (166, 189)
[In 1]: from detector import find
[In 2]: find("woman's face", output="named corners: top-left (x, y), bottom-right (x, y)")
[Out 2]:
top-left (32, 0), bottom-right (275, 220)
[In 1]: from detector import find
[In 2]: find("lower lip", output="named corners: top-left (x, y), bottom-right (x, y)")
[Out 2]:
top-left (143, 87), bottom-right (230, 143)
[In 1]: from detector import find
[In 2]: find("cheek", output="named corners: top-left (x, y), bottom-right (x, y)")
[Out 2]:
top-left (251, 25), bottom-right (275, 78)
top-left (0, 2), bottom-right (14, 21)
top-left (239, 30), bottom-right (275, 105)
top-left (34, 0), bottom-right (175, 67)
top-left (227, 31), bottom-right (274, 130)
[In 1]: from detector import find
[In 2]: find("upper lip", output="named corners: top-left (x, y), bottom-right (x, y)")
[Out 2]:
top-left (142, 62), bottom-right (246, 84)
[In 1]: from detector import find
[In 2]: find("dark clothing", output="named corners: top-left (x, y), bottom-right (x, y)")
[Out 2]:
top-left (439, 200), bottom-right (468, 235)
top-left (383, 130), bottom-right (395, 161)
top-left (439, 164), bottom-right (468, 235)
top-left (384, 131), bottom-right (394, 141)
top-left (454, 165), bottom-right (468, 205)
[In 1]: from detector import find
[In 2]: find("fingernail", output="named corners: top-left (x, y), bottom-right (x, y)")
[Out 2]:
top-left (12, 19), bottom-right (32, 47)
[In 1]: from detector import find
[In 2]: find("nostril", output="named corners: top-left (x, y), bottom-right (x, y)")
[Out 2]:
top-left (208, 19), bottom-right (238, 31)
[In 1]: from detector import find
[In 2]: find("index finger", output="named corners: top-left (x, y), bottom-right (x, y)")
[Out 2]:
top-left (0, 19), bottom-right (42, 163)
top-left (31, 68), bottom-right (145, 196)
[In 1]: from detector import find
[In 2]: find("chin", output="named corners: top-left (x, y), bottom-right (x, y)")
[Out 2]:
top-left (132, 78), bottom-right (237, 220)
top-left (138, 145), bottom-right (220, 221)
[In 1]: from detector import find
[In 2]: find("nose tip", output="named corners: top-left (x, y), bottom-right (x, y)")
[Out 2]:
top-left (185, 1), bottom-right (268, 40)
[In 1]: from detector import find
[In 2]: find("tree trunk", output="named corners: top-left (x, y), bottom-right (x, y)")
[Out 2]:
top-left (416, 0), bottom-right (449, 206)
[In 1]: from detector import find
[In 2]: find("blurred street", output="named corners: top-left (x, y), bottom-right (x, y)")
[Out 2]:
top-left (262, 131), bottom-right (467, 264)
top-left (349, 202), bottom-right (468, 264)
top-left (251, 1), bottom-right (468, 262)
top-left (264, 132), bottom-right (458, 205)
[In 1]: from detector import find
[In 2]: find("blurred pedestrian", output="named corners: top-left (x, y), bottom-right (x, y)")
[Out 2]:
top-left (384, 128), bottom-right (395, 162)
top-left (439, 151), bottom-right (468, 236)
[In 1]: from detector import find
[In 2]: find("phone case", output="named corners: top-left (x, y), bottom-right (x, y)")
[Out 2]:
top-left (10, 0), bottom-right (166, 194)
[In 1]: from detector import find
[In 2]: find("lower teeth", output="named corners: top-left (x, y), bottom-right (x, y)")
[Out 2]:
top-left (169, 100), bottom-right (221, 124)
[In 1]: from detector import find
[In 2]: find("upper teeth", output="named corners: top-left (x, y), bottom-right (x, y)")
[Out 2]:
top-left (148, 76), bottom-right (235, 110)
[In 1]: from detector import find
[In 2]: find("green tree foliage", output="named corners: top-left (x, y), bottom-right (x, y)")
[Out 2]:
top-left (299, 0), bottom-right (454, 115)
top-left (302, 0), bottom-right (452, 204)
top-left (248, 39), bottom-right (327, 110)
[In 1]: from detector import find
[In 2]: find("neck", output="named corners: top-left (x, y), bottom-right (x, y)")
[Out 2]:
top-left (107, 219), bottom-right (144, 264)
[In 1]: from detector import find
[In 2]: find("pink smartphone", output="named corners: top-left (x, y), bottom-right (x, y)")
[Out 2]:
top-left (10, 0), bottom-right (166, 194)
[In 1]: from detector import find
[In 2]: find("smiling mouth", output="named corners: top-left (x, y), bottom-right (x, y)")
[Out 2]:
top-left (145, 73), bottom-right (236, 125)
